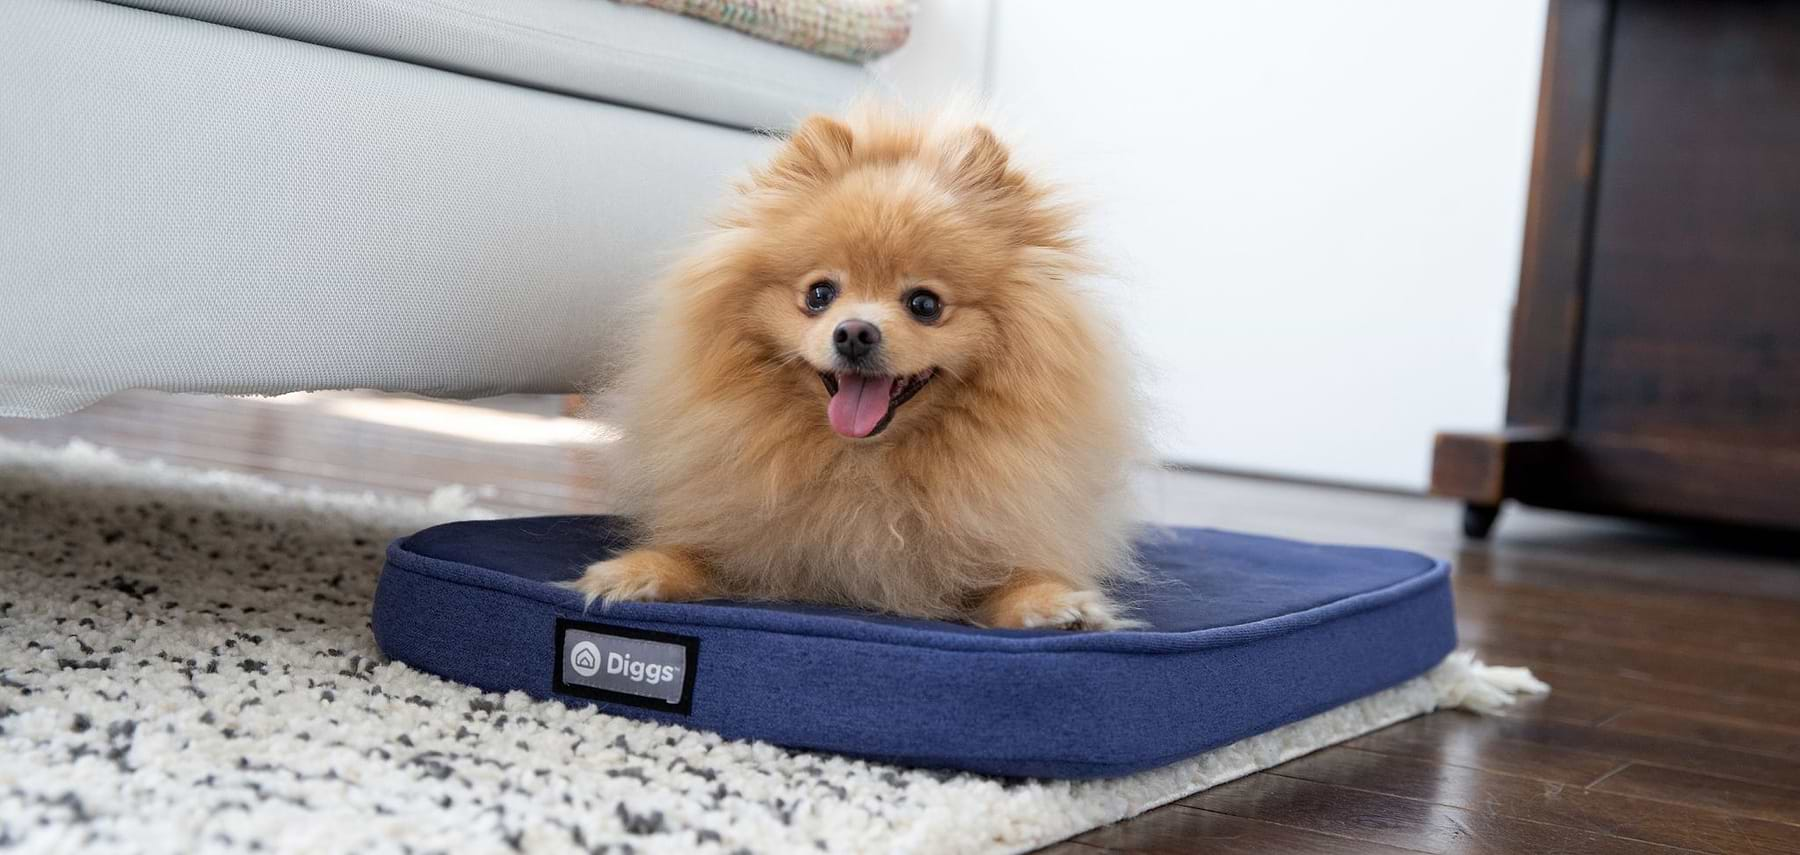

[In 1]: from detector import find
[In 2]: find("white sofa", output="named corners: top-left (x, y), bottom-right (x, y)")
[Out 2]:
top-left (0, 0), bottom-right (871, 416)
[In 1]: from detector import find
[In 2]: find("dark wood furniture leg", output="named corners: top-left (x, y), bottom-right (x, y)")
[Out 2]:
top-left (1431, 430), bottom-right (1564, 539)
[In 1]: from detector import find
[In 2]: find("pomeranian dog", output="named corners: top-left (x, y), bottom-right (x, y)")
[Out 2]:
top-left (571, 104), bottom-right (1144, 630)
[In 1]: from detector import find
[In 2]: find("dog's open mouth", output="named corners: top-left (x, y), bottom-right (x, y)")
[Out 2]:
top-left (819, 370), bottom-right (934, 439)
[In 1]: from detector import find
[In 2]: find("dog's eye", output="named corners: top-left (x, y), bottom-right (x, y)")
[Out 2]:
top-left (904, 289), bottom-right (943, 323)
top-left (804, 281), bottom-right (837, 313)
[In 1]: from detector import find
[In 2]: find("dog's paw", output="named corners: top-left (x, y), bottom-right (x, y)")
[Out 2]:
top-left (562, 548), bottom-right (710, 608)
top-left (981, 584), bottom-right (1132, 631)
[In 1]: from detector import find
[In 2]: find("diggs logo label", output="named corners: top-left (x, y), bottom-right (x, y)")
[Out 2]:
top-left (607, 651), bottom-right (678, 686)
top-left (554, 619), bottom-right (697, 713)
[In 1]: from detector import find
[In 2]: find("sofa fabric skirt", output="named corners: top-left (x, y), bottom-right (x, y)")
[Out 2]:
top-left (0, 0), bottom-right (776, 416)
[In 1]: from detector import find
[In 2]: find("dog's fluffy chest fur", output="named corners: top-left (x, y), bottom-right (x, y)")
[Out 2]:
top-left (638, 434), bottom-right (1029, 617)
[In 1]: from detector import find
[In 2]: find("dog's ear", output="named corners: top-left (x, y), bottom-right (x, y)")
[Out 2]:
top-left (946, 125), bottom-right (1017, 192)
top-left (761, 115), bottom-right (855, 187)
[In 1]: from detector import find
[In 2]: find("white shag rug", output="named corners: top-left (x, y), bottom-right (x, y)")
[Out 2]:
top-left (0, 437), bottom-right (1545, 854)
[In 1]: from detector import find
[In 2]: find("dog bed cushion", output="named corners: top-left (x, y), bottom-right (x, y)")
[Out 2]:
top-left (373, 516), bottom-right (1457, 779)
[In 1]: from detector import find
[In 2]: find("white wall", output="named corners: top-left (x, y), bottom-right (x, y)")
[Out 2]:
top-left (886, 1), bottom-right (1547, 491)
top-left (868, 0), bottom-right (994, 106)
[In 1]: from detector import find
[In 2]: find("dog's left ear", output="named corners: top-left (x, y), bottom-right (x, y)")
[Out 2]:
top-left (758, 115), bottom-right (856, 189)
top-left (945, 125), bottom-right (1017, 193)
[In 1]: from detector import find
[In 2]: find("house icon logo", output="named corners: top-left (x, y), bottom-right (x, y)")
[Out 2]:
top-left (570, 640), bottom-right (601, 677)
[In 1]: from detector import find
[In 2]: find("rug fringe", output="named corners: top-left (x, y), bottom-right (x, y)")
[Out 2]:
top-left (1428, 649), bottom-right (1551, 715)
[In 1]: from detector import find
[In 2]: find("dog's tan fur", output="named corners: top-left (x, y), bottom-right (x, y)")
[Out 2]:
top-left (573, 104), bottom-right (1144, 629)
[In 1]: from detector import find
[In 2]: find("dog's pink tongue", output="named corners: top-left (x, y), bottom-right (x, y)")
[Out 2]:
top-left (827, 373), bottom-right (892, 438)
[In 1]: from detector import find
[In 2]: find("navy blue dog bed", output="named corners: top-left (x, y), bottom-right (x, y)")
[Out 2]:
top-left (372, 516), bottom-right (1456, 779)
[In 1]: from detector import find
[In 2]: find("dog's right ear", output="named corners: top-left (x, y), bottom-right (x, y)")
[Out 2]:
top-left (758, 115), bottom-right (855, 188)
top-left (945, 125), bottom-right (1019, 194)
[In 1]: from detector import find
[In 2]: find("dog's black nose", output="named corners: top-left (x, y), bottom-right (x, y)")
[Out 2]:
top-left (833, 319), bottom-right (881, 361)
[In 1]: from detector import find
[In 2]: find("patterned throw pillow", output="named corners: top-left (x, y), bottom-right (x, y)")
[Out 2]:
top-left (619, 0), bottom-right (917, 62)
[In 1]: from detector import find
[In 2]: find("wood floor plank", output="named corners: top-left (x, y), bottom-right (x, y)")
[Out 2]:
top-left (1483, 687), bottom-right (1629, 727)
top-left (1456, 609), bottom-right (1800, 673)
top-left (1469, 635), bottom-right (1800, 708)
top-left (1519, 665), bottom-right (1800, 732)
top-left (1068, 803), bottom-right (1430, 855)
top-left (1454, 571), bottom-right (1800, 632)
top-left (1271, 747), bottom-right (1800, 855)
top-left (1593, 764), bottom-right (1800, 825)
top-left (1183, 774), bottom-right (1705, 854)
top-left (1346, 720), bottom-right (1626, 785)
top-left (1030, 842), bottom-right (1106, 855)
top-left (1375, 714), bottom-right (1800, 791)
top-left (1450, 530), bottom-right (1800, 603)
top-left (1452, 573), bottom-right (1798, 643)
top-left (1600, 708), bottom-right (1800, 763)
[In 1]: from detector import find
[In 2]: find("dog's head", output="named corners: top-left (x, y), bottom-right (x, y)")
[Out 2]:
top-left (682, 108), bottom-right (1092, 443)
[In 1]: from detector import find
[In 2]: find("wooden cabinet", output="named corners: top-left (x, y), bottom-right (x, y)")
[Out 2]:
top-left (1431, 0), bottom-right (1800, 537)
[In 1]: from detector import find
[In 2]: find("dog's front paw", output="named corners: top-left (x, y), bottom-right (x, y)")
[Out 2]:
top-left (563, 547), bottom-right (711, 607)
top-left (978, 578), bottom-right (1131, 631)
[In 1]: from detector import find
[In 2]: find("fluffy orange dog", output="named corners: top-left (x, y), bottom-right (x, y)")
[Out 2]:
top-left (573, 105), bottom-right (1143, 630)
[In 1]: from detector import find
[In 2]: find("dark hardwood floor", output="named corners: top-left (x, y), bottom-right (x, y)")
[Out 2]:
top-left (6, 391), bottom-right (1799, 854)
